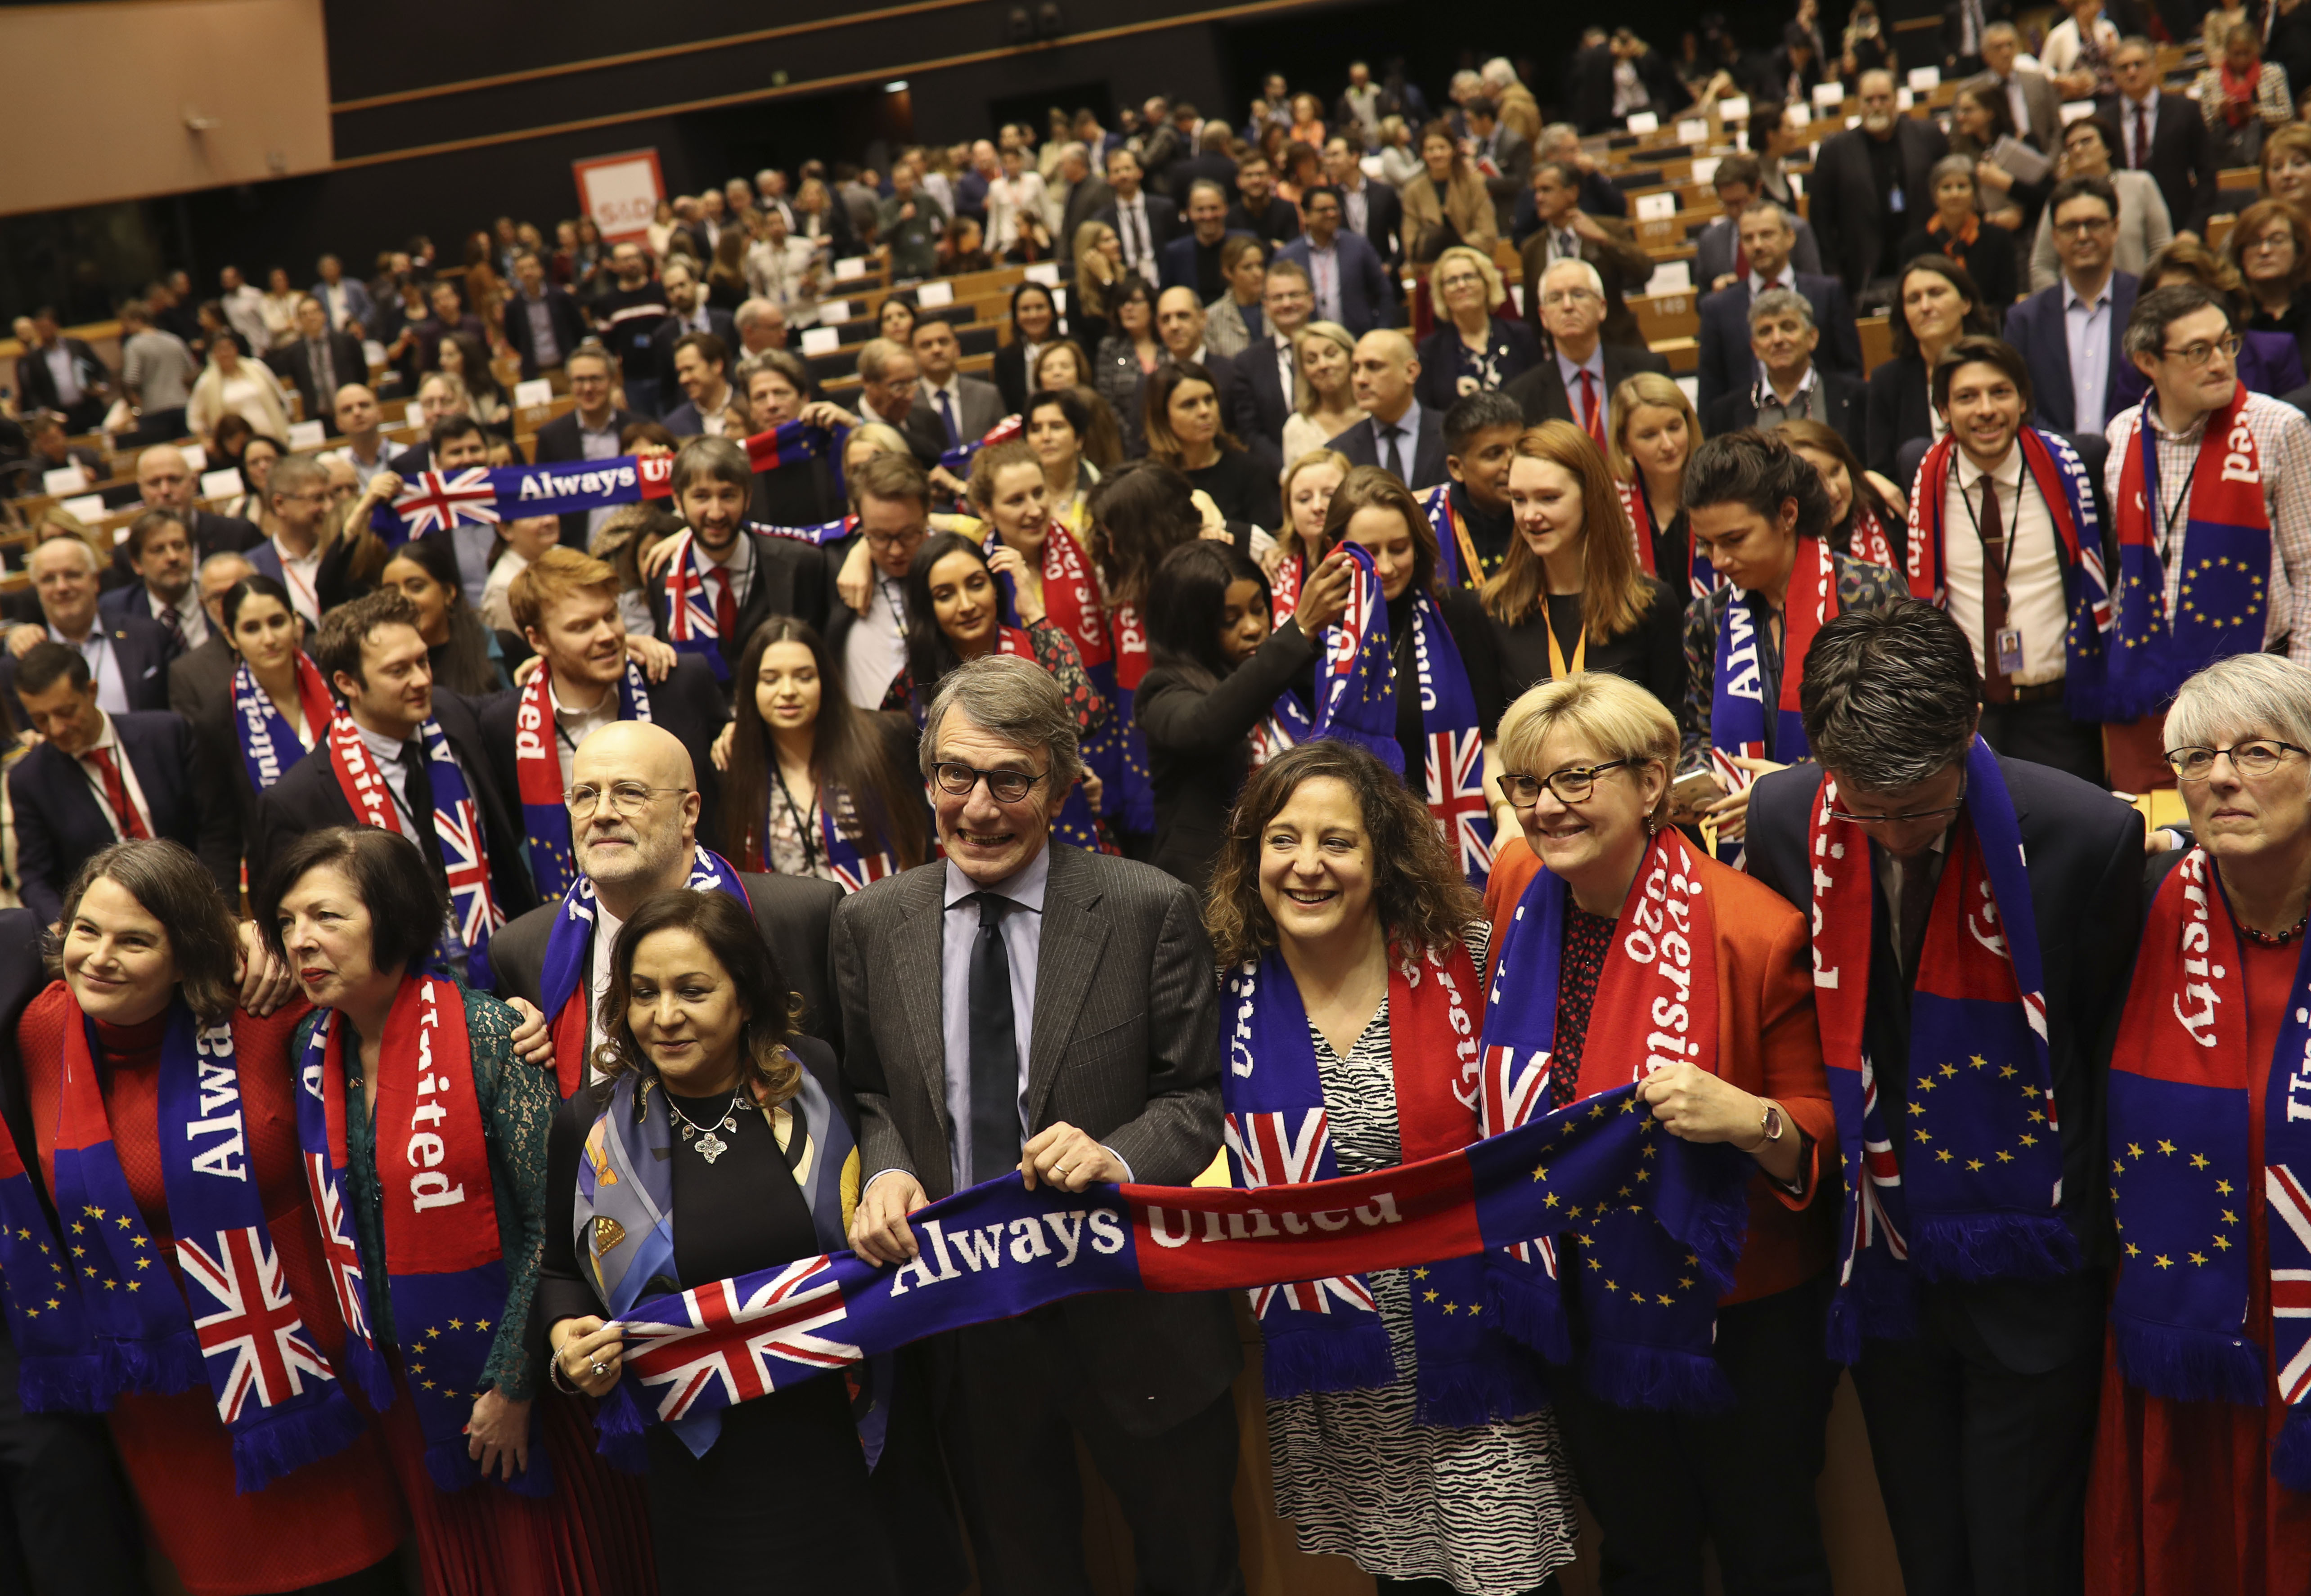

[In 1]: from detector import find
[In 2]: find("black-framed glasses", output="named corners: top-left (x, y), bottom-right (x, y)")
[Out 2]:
top-left (931, 761), bottom-right (1049, 803)
top-left (1497, 759), bottom-right (1631, 806)
top-left (2165, 739), bottom-right (2308, 782)
top-left (2158, 334), bottom-right (2242, 369)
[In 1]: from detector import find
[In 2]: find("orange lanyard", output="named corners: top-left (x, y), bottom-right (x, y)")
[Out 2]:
top-left (1545, 610), bottom-right (1587, 680)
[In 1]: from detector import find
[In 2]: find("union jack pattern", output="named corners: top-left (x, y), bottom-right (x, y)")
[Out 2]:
top-left (1479, 1043), bottom-right (1552, 1141)
top-left (663, 534), bottom-right (720, 648)
top-left (626, 1255), bottom-right (861, 1421)
top-left (433, 797), bottom-right (504, 951)
top-left (1425, 726), bottom-right (1495, 879)
top-left (302, 1152), bottom-right (369, 1343)
top-left (2270, 1165), bottom-right (2311, 1405)
top-left (1224, 1109), bottom-right (1381, 1317)
top-left (1848, 1058), bottom-right (1909, 1278)
top-left (392, 469), bottom-right (503, 537)
top-left (179, 1225), bottom-right (336, 1423)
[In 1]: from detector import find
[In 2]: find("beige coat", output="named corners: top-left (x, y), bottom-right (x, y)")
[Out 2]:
top-left (1401, 170), bottom-right (1499, 263)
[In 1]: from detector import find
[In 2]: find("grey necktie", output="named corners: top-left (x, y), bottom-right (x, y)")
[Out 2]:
top-left (1383, 423), bottom-right (1405, 480)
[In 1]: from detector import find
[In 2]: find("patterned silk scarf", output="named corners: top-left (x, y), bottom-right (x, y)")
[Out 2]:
top-left (512, 659), bottom-right (654, 900)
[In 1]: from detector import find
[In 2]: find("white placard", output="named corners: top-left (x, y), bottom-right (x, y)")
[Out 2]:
top-left (320, 447), bottom-right (351, 465)
top-left (59, 494), bottom-right (103, 522)
top-left (1626, 112), bottom-right (1660, 135)
top-left (1908, 66), bottom-right (1942, 91)
top-left (287, 420), bottom-right (326, 449)
top-left (362, 340), bottom-right (387, 368)
top-left (403, 401), bottom-right (424, 427)
top-left (819, 300), bottom-right (852, 325)
top-left (1051, 288), bottom-right (1067, 315)
top-left (1634, 192), bottom-right (1678, 221)
top-left (200, 468), bottom-right (243, 500)
top-left (833, 256), bottom-right (868, 281)
top-left (2059, 99), bottom-right (2099, 124)
top-left (800, 327), bottom-right (841, 356)
top-left (1813, 81), bottom-right (1845, 108)
top-left (513, 378), bottom-right (554, 408)
top-left (41, 466), bottom-right (87, 495)
top-left (1896, 88), bottom-right (1914, 110)
top-left (917, 281), bottom-right (954, 308)
top-left (180, 444), bottom-right (207, 473)
top-left (1692, 157), bottom-right (1722, 187)
top-left (1677, 118), bottom-right (1710, 145)
top-left (1675, 376), bottom-right (1700, 408)
top-left (1718, 95), bottom-right (1750, 123)
top-left (1025, 261), bottom-right (1060, 286)
top-left (1508, 284), bottom-right (1524, 316)
top-left (1645, 260), bottom-right (1694, 296)
top-left (1790, 103), bottom-right (1813, 127)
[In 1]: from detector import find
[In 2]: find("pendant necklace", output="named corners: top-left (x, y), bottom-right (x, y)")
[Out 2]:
top-left (668, 1087), bottom-right (744, 1164)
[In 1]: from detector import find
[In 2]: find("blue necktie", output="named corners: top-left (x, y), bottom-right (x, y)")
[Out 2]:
top-left (936, 389), bottom-right (960, 448)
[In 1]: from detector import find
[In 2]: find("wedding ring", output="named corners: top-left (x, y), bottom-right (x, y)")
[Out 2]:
top-left (1052, 1163), bottom-right (1069, 1179)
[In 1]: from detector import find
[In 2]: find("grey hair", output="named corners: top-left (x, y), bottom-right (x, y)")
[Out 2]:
top-left (1982, 20), bottom-right (2020, 42)
top-left (199, 549), bottom-right (255, 583)
top-left (1929, 153), bottom-right (1978, 193)
top-left (1539, 122), bottom-right (1579, 151)
top-left (733, 297), bottom-right (781, 328)
top-left (1538, 257), bottom-right (1606, 299)
top-left (919, 655), bottom-right (1084, 793)
top-left (1748, 286), bottom-right (1816, 330)
top-left (1742, 200), bottom-right (1795, 236)
top-left (2163, 652), bottom-right (2311, 756)
top-left (1798, 600), bottom-right (1983, 791)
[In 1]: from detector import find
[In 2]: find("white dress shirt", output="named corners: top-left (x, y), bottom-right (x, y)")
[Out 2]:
top-left (1941, 443), bottom-right (2070, 686)
top-left (271, 535), bottom-right (325, 628)
top-left (1113, 193), bottom-right (1160, 283)
top-left (843, 572), bottom-right (908, 708)
top-left (2118, 87), bottom-right (2161, 170)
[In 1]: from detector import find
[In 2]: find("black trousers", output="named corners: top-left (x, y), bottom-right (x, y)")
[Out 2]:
top-left (934, 1308), bottom-right (1243, 1596)
top-left (1978, 695), bottom-right (2105, 786)
top-left (0, 1330), bottom-right (149, 1596)
top-left (1552, 1275), bottom-right (1839, 1596)
top-left (1849, 1279), bottom-right (2103, 1596)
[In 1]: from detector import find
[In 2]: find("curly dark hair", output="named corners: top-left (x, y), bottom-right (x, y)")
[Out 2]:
top-left (1205, 739), bottom-right (1481, 967)
top-left (1682, 428), bottom-right (1838, 544)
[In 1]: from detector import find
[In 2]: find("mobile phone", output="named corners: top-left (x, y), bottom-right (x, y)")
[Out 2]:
top-left (1669, 769), bottom-right (1722, 817)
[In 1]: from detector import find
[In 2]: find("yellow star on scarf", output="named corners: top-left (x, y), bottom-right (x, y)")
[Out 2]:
top-left (1543, 1192), bottom-right (1560, 1208)
top-left (1566, 1205), bottom-right (1584, 1219)
top-left (1467, 1304), bottom-right (1482, 1316)
top-left (1917, 1076), bottom-right (1936, 1094)
top-left (82, 1206), bottom-right (102, 1219)
top-left (2190, 1251), bottom-right (2208, 1266)
top-left (125, 1281), bottom-right (138, 1292)
top-left (1640, 1142), bottom-right (1658, 1158)
top-left (2127, 1243), bottom-right (2141, 1257)
top-left (69, 1223), bottom-right (82, 1235)
top-left (130, 1236), bottom-right (145, 1249)
top-left (447, 1318), bottom-right (464, 1331)
top-left (1422, 1289), bottom-right (1439, 1302)
top-left (2157, 1140), bottom-right (2177, 1155)
top-left (2223, 1209), bottom-right (2239, 1224)
top-left (1413, 1267), bottom-right (1429, 1279)
top-left (2214, 1235), bottom-right (2233, 1251)
top-left (477, 1319), bottom-right (492, 1333)
top-left (12, 1228), bottom-right (25, 1241)
top-left (1657, 1294), bottom-right (1675, 1306)
top-left (1937, 1150), bottom-right (1956, 1162)
top-left (1941, 1063), bottom-right (1959, 1078)
top-left (2218, 1179), bottom-right (2235, 1195)
top-left (1995, 1151), bottom-right (2014, 1163)
top-left (2191, 1153), bottom-right (2210, 1169)
top-left (1966, 1159), bottom-right (1985, 1172)
top-left (1604, 1279), bottom-right (1619, 1292)
top-left (2154, 1255), bottom-right (2173, 1269)
top-left (1586, 1257), bottom-right (1602, 1272)
top-left (1915, 1129), bottom-right (1933, 1143)
top-left (1442, 1301), bottom-right (1459, 1314)
top-left (1628, 1288), bottom-right (1646, 1303)
top-left (1678, 1276), bottom-right (1695, 1289)
top-left (2128, 1143), bottom-right (2145, 1158)
top-left (1969, 1055), bottom-right (1987, 1070)
top-left (1998, 1065), bottom-right (2017, 1079)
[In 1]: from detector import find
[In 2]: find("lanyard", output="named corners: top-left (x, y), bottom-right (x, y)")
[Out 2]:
top-left (770, 765), bottom-right (820, 875)
top-left (1545, 601), bottom-right (1587, 680)
top-left (2149, 429), bottom-right (2202, 567)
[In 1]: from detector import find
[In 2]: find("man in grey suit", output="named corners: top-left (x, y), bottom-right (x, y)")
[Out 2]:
top-left (1974, 24), bottom-right (2063, 152)
top-left (841, 656), bottom-right (1243, 1596)
top-left (910, 318), bottom-right (1006, 452)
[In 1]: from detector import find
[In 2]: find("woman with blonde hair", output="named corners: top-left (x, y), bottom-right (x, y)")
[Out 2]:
top-left (1417, 246), bottom-right (1542, 407)
top-left (1268, 448), bottom-right (1350, 617)
top-left (1607, 371), bottom-right (1714, 602)
top-left (1071, 219), bottom-right (1126, 347)
top-left (1282, 320), bottom-right (1363, 460)
top-left (1374, 114), bottom-right (1421, 187)
top-left (2262, 120), bottom-right (2311, 210)
top-left (1401, 120), bottom-right (1498, 263)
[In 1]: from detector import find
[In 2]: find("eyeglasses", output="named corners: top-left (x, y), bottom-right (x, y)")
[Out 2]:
top-left (863, 529), bottom-right (924, 552)
top-left (2165, 739), bottom-right (2307, 781)
top-left (931, 761), bottom-right (1049, 803)
top-left (565, 781), bottom-right (686, 816)
top-left (1540, 289), bottom-right (1600, 307)
top-left (2050, 217), bottom-right (2115, 237)
top-left (2159, 334), bottom-right (2242, 368)
top-left (1497, 760), bottom-right (1631, 805)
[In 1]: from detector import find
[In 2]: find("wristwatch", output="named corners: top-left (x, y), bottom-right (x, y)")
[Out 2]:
top-left (1752, 1101), bottom-right (1786, 1151)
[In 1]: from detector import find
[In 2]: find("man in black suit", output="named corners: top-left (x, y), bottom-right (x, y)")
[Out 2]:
top-left (841, 655), bottom-right (1240, 1596)
top-left (1, 535), bottom-right (175, 723)
top-left (13, 309), bottom-right (109, 434)
top-left (1223, 260), bottom-right (1316, 453)
top-left (1155, 289), bottom-right (1236, 399)
top-left (1053, 144), bottom-right (1114, 263)
top-left (1695, 201), bottom-right (1866, 412)
top-left (530, 345), bottom-right (636, 548)
top-left (644, 437), bottom-right (832, 693)
top-left (501, 250), bottom-right (587, 385)
top-left (1809, 70), bottom-right (1954, 297)
top-left (1094, 147), bottom-right (1178, 290)
top-left (1744, 601), bottom-right (2138, 1596)
top-left (412, 280), bottom-right (487, 374)
top-left (166, 549), bottom-right (258, 726)
top-left (1465, 97), bottom-right (1532, 237)
top-left (2102, 37), bottom-right (2220, 235)
top-left (1226, 152), bottom-right (1303, 245)
top-left (132, 444), bottom-right (261, 561)
top-left (269, 295), bottom-right (364, 425)
top-left (1328, 330), bottom-right (1447, 489)
top-left (8, 642), bottom-right (231, 921)
top-left (1519, 161), bottom-right (1660, 351)
top-left (1701, 288), bottom-right (1870, 457)
top-left (851, 337), bottom-right (950, 471)
top-left (649, 260), bottom-right (738, 403)
top-left (492, 720), bottom-right (842, 1079)
top-left (252, 588), bottom-right (538, 927)
top-left (1503, 257), bottom-right (1673, 438)
top-left (1158, 182), bottom-right (1254, 302)
top-left (99, 508), bottom-right (208, 653)
top-left (1942, 0), bottom-right (2008, 76)
top-left (1168, 122), bottom-right (1241, 210)
top-left (1324, 136), bottom-right (1403, 265)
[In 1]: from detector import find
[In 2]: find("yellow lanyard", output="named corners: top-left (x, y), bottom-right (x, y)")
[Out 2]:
top-left (1546, 609), bottom-right (1587, 680)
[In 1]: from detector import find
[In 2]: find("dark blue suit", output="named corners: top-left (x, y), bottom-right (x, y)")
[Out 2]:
top-left (2001, 273), bottom-right (2148, 436)
top-left (1273, 231), bottom-right (1395, 335)
top-left (1695, 273), bottom-right (1865, 413)
top-left (95, 583), bottom-right (175, 636)
top-left (1157, 230), bottom-right (1255, 298)
top-left (9, 711), bottom-right (229, 923)
top-left (0, 614), bottom-right (175, 726)
top-left (501, 284), bottom-right (588, 381)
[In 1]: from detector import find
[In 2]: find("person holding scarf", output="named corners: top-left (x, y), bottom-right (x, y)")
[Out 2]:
top-left (0, 839), bottom-right (405, 1596)
top-left (1477, 672), bottom-right (1839, 1595)
top-left (1138, 539), bottom-right (1349, 890)
top-left (1679, 430), bottom-right (1905, 846)
top-left (196, 574), bottom-right (335, 883)
top-left (2102, 282), bottom-right (2311, 792)
top-left (1090, 461), bottom-right (1215, 843)
top-left (738, 350), bottom-right (851, 529)
top-left (538, 889), bottom-right (900, 1593)
top-left (261, 825), bottom-right (653, 1594)
top-left (2089, 650), bottom-right (2311, 1594)
top-left (1202, 736), bottom-right (1580, 1596)
top-left (1607, 372), bottom-right (1716, 607)
top-left (1741, 600), bottom-right (2144, 1596)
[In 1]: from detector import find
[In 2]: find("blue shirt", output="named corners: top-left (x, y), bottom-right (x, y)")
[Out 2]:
top-left (2063, 275), bottom-right (2115, 434)
top-left (1368, 396), bottom-right (1425, 476)
top-left (1555, 345), bottom-right (1608, 423)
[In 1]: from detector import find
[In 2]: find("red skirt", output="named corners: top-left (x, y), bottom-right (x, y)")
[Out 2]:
top-left (373, 1358), bottom-right (655, 1596)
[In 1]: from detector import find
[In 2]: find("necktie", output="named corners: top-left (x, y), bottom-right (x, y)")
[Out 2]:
top-left (156, 600), bottom-right (185, 651)
top-left (312, 339), bottom-right (336, 404)
top-left (1978, 475), bottom-right (2014, 704)
top-left (84, 748), bottom-right (148, 840)
top-left (936, 389), bottom-right (960, 448)
top-left (2134, 103), bottom-right (2150, 170)
top-left (1578, 369), bottom-right (1604, 446)
top-left (710, 567), bottom-right (738, 643)
top-left (1557, 230), bottom-right (1577, 264)
top-left (1382, 423), bottom-right (1405, 480)
top-left (1126, 205), bottom-right (1147, 276)
top-left (401, 740), bottom-right (440, 857)
top-left (967, 892), bottom-right (1021, 1185)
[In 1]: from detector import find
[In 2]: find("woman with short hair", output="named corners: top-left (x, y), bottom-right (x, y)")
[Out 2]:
top-left (1417, 245), bottom-right (1543, 409)
top-left (1030, 337), bottom-right (1092, 395)
top-left (1402, 121), bottom-right (1498, 262)
top-left (2226, 198), bottom-right (2311, 371)
top-left (1900, 153), bottom-right (2020, 310)
top-left (2261, 120), bottom-right (2311, 211)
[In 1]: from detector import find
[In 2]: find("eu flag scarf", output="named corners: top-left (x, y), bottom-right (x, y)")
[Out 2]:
top-left (988, 626), bottom-right (1113, 855)
top-left (1810, 740), bottom-right (2074, 1358)
top-left (512, 659), bottom-right (654, 900)
top-left (1478, 825), bottom-right (1746, 1411)
top-left (2108, 848), bottom-right (2311, 1489)
top-left (1097, 600), bottom-right (1158, 838)
top-left (294, 975), bottom-right (551, 1495)
top-left (230, 653), bottom-right (335, 794)
top-left (1709, 533), bottom-right (1833, 787)
top-left (0, 997), bottom-right (369, 1490)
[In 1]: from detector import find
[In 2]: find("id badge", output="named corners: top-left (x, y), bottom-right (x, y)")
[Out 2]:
top-left (1995, 626), bottom-right (2025, 676)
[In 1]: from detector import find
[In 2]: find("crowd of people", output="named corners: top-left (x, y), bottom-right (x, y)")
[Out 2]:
top-left (13, 10), bottom-right (2311, 1596)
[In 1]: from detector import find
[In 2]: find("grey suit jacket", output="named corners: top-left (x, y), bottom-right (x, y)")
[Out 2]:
top-left (1967, 66), bottom-right (2063, 152)
top-left (832, 841), bottom-right (1239, 1430)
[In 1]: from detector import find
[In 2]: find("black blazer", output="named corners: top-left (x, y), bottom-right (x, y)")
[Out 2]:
top-left (991, 340), bottom-right (1035, 417)
top-left (643, 529), bottom-right (833, 691)
top-left (1702, 365), bottom-right (1870, 461)
top-left (1093, 193), bottom-right (1181, 253)
top-left (108, 509), bottom-right (261, 586)
top-left (1810, 119), bottom-right (1955, 298)
top-left (1694, 272), bottom-right (1866, 414)
top-left (1487, 579), bottom-right (1686, 714)
top-left (491, 868), bottom-right (843, 1058)
top-left (1744, 755), bottom-right (2143, 1370)
top-left (1898, 221), bottom-right (2020, 315)
top-left (475, 655), bottom-right (732, 855)
top-left (751, 457), bottom-right (844, 529)
top-left (249, 687), bottom-right (540, 923)
top-left (650, 308), bottom-right (740, 394)
top-left (500, 285), bottom-right (588, 381)
top-left (1222, 336), bottom-right (1293, 449)
top-left (269, 332), bottom-right (367, 421)
top-left (1865, 354), bottom-right (1938, 485)
top-left (530, 406), bottom-right (639, 545)
top-left (1327, 407), bottom-right (1448, 491)
top-left (1414, 319), bottom-right (1544, 412)
top-left (14, 339), bottom-right (106, 419)
top-left (2097, 90), bottom-right (2221, 236)
top-left (1346, 179), bottom-right (1404, 263)
top-left (9, 712), bottom-right (232, 923)
top-left (1502, 342), bottom-right (1673, 433)
top-left (166, 632), bottom-right (237, 725)
top-left (0, 613), bottom-right (176, 728)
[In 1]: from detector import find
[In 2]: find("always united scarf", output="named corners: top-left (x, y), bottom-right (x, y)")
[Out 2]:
top-left (2107, 383), bottom-right (2271, 718)
top-left (326, 713), bottom-right (504, 989)
top-left (538, 847), bottom-right (752, 1098)
top-left (512, 660), bottom-right (654, 900)
top-left (1422, 484), bottom-right (1487, 590)
top-left (230, 653), bottom-right (335, 794)
top-left (2108, 849), bottom-right (2311, 1489)
top-left (1617, 477), bottom-right (1719, 602)
top-left (1810, 740), bottom-right (2074, 1358)
top-left (576, 1060), bottom-right (874, 1464)
top-left (1906, 430), bottom-right (2112, 718)
top-left (375, 456), bottom-right (675, 543)
top-left (1479, 825), bottom-right (1748, 1411)
top-left (294, 974), bottom-right (551, 1495)
top-left (1222, 940), bottom-right (1547, 1424)
top-left (0, 998), bottom-right (368, 1490)
top-left (659, 529), bottom-right (734, 685)
top-left (1709, 533), bottom-right (1833, 789)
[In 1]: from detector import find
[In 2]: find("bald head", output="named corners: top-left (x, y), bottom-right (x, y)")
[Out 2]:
top-left (570, 721), bottom-right (703, 911)
top-left (1351, 329), bottom-right (1420, 426)
top-left (1155, 287), bottom-right (1207, 359)
top-left (138, 445), bottom-right (194, 512)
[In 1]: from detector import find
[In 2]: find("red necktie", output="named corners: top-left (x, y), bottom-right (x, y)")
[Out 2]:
top-left (710, 567), bottom-right (737, 642)
top-left (2134, 104), bottom-right (2150, 170)
top-left (84, 747), bottom-right (149, 840)
top-left (1578, 369), bottom-right (1604, 446)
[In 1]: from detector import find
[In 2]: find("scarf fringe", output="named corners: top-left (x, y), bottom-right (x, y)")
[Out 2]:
top-left (2113, 1313), bottom-right (2268, 1408)
top-left (1584, 1337), bottom-right (1735, 1414)
top-left (229, 1388), bottom-right (371, 1494)
top-left (1414, 1346), bottom-right (1551, 1427)
top-left (1907, 1211), bottom-right (2081, 1283)
top-left (103, 1328), bottom-right (204, 1397)
top-left (1487, 1267), bottom-right (1572, 1365)
top-left (593, 1382), bottom-right (653, 1474)
top-left (1826, 1261), bottom-right (1917, 1364)
top-left (423, 1427), bottom-right (555, 1499)
top-left (1259, 1321), bottom-right (1398, 1400)
top-left (2275, 1404), bottom-right (2311, 1492)
top-left (15, 1351), bottom-right (109, 1413)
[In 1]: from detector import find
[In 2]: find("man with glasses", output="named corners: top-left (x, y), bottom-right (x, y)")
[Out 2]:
top-left (1276, 185), bottom-right (1391, 336)
top-left (2002, 176), bottom-right (2145, 438)
top-left (837, 654), bottom-right (1241, 1596)
top-left (1222, 259), bottom-right (1316, 452)
top-left (1503, 257), bottom-right (1670, 442)
top-left (830, 450), bottom-right (932, 708)
top-left (531, 345), bottom-right (638, 545)
top-left (2104, 282), bottom-right (2311, 783)
top-left (246, 453), bottom-right (333, 629)
top-left (1743, 597), bottom-right (2142, 1596)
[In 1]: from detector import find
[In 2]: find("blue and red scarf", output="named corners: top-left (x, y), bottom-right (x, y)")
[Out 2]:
top-left (1809, 740), bottom-right (2074, 1357)
top-left (1479, 825), bottom-right (1749, 1411)
top-left (987, 626), bottom-right (1112, 854)
top-left (939, 414), bottom-right (1023, 475)
top-left (659, 529), bottom-right (733, 685)
top-left (538, 847), bottom-right (751, 1098)
top-left (1422, 484), bottom-right (1487, 590)
top-left (1906, 429), bottom-right (2111, 718)
top-left (1617, 476), bottom-right (1719, 601)
top-left (1709, 533), bottom-right (1834, 789)
top-left (2108, 849), bottom-right (2311, 1489)
top-left (294, 974), bottom-right (551, 1495)
top-left (230, 652), bottom-right (335, 794)
top-left (512, 660), bottom-right (654, 901)
top-left (0, 996), bottom-right (368, 1490)
top-left (2107, 383), bottom-right (2272, 718)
